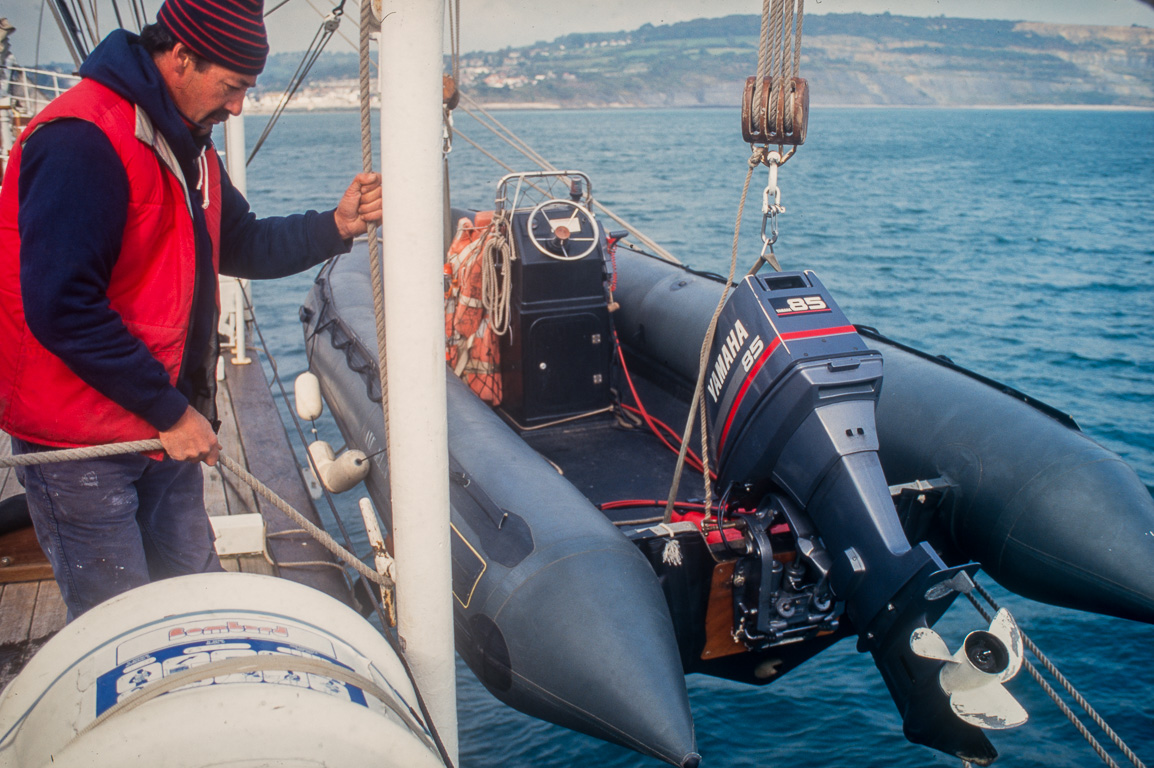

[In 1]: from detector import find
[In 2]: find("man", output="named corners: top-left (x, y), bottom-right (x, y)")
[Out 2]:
top-left (0, 0), bottom-right (381, 619)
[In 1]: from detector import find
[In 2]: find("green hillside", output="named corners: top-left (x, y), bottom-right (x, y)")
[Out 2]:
top-left (258, 13), bottom-right (1154, 108)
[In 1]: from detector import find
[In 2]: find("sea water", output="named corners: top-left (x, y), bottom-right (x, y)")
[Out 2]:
top-left (242, 107), bottom-right (1153, 768)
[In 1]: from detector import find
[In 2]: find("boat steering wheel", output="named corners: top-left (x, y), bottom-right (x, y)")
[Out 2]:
top-left (527, 199), bottom-right (600, 261)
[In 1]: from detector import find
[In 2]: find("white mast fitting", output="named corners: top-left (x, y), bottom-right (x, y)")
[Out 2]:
top-left (377, 0), bottom-right (458, 762)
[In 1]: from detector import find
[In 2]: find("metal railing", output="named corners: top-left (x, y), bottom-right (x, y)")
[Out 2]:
top-left (1, 64), bottom-right (79, 117)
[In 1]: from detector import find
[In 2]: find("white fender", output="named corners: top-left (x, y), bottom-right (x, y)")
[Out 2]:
top-left (308, 440), bottom-right (371, 493)
top-left (295, 371), bottom-right (324, 421)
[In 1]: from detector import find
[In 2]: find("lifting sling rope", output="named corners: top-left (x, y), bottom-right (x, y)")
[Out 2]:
top-left (661, 0), bottom-right (808, 533)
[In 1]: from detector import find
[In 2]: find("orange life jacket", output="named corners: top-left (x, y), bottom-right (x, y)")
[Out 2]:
top-left (444, 212), bottom-right (502, 406)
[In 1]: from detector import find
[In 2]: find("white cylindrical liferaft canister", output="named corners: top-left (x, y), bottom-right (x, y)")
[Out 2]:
top-left (0, 573), bottom-right (445, 768)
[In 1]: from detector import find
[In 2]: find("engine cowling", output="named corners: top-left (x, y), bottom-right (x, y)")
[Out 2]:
top-left (702, 271), bottom-right (1001, 763)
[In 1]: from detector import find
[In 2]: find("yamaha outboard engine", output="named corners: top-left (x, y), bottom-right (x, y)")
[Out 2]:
top-left (703, 271), bottom-right (1001, 763)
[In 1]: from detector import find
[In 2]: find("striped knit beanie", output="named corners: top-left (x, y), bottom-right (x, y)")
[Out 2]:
top-left (157, 0), bottom-right (269, 77)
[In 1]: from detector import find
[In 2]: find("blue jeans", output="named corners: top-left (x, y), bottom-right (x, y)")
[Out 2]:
top-left (12, 437), bottom-right (223, 620)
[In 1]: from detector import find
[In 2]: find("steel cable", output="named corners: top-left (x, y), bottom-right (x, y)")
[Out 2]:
top-left (968, 585), bottom-right (1147, 768)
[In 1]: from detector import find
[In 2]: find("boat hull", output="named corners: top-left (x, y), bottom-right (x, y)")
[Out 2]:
top-left (610, 247), bottom-right (1154, 624)
top-left (302, 250), bottom-right (700, 767)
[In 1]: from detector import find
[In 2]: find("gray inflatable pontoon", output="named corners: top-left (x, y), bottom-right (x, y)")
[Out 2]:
top-left (301, 186), bottom-right (1153, 766)
top-left (302, 251), bottom-right (700, 768)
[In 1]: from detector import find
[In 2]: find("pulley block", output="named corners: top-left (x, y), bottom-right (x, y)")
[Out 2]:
top-left (443, 74), bottom-right (460, 110)
top-left (741, 76), bottom-right (809, 146)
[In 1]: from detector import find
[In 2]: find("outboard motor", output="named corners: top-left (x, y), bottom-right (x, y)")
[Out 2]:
top-left (703, 271), bottom-right (1006, 763)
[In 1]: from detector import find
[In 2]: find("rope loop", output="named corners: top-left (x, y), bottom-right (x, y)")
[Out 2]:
top-left (480, 212), bottom-right (514, 337)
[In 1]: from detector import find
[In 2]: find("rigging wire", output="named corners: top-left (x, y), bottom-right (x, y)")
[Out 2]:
top-left (34, 0), bottom-right (47, 72)
top-left (304, 0), bottom-right (359, 50)
top-left (48, 0), bottom-right (90, 66)
top-left (109, 0), bottom-right (126, 31)
top-left (455, 94), bottom-right (682, 265)
top-left (86, 0), bottom-right (101, 39)
top-left (67, 0), bottom-right (97, 51)
top-left (131, 0), bottom-right (147, 31)
top-left (247, 0), bottom-right (674, 270)
top-left (968, 585), bottom-right (1148, 768)
top-left (246, 0), bottom-right (346, 166)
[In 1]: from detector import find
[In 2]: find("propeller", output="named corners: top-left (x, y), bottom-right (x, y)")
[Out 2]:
top-left (910, 608), bottom-right (1028, 730)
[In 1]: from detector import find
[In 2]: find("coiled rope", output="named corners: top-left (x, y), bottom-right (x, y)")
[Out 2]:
top-left (480, 211), bottom-right (514, 337)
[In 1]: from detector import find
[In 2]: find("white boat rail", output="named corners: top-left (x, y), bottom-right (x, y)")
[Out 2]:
top-left (0, 61), bottom-right (79, 183)
top-left (0, 64), bottom-right (79, 115)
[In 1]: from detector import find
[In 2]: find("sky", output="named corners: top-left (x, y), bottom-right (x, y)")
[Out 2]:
top-left (3, 0), bottom-right (1153, 68)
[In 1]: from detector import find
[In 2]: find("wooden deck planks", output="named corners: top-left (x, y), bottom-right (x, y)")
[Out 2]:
top-left (0, 435), bottom-right (19, 503)
top-left (0, 527), bottom-right (53, 584)
top-left (206, 364), bottom-right (275, 576)
top-left (28, 581), bottom-right (67, 640)
top-left (0, 582), bottom-right (38, 647)
top-left (221, 350), bottom-right (351, 601)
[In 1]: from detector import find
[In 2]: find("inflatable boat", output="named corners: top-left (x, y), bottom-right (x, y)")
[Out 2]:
top-left (300, 171), bottom-right (1154, 767)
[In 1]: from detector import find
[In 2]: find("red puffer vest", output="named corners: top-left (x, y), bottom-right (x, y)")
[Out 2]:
top-left (0, 79), bottom-right (221, 448)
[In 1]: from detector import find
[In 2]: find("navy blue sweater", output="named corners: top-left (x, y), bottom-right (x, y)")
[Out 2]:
top-left (17, 30), bottom-right (350, 432)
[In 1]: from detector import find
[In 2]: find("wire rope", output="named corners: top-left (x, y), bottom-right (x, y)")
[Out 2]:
top-left (247, 1), bottom-right (346, 166)
top-left (968, 585), bottom-right (1147, 768)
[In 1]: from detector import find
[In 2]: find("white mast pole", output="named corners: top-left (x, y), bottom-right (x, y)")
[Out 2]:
top-left (222, 116), bottom-right (250, 365)
top-left (377, 0), bottom-right (458, 762)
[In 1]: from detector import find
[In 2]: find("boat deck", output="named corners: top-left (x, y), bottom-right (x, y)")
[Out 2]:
top-left (519, 360), bottom-right (704, 523)
top-left (0, 347), bottom-right (351, 690)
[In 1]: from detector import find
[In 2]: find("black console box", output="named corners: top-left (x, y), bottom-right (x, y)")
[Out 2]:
top-left (498, 208), bottom-right (612, 427)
